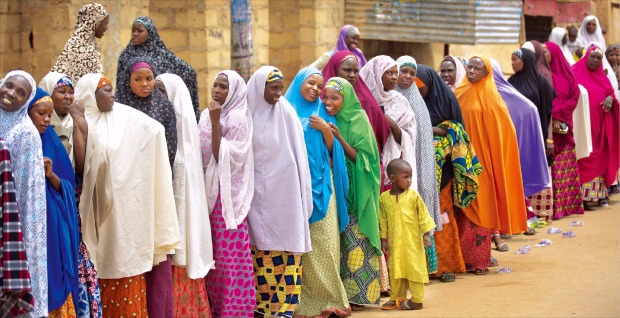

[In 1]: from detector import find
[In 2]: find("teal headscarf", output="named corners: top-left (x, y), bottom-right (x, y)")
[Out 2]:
top-left (324, 77), bottom-right (381, 253)
top-left (285, 67), bottom-right (349, 231)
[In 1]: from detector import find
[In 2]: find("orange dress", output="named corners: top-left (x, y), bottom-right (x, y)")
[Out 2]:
top-left (454, 56), bottom-right (528, 234)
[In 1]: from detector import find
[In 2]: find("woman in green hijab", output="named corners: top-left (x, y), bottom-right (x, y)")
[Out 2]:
top-left (323, 77), bottom-right (382, 310)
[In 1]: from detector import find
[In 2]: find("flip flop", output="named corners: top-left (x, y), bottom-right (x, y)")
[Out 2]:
top-left (440, 272), bottom-right (456, 282)
top-left (495, 243), bottom-right (509, 252)
top-left (396, 297), bottom-right (423, 310)
top-left (488, 257), bottom-right (499, 267)
top-left (381, 300), bottom-right (397, 310)
top-left (474, 268), bottom-right (489, 275)
top-left (350, 304), bottom-right (365, 311)
top-left (524, 228), bottom-right (536, 236)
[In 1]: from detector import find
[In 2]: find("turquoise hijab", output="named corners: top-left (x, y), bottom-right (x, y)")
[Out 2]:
top-left (285, 67), bottom-right (349, 231)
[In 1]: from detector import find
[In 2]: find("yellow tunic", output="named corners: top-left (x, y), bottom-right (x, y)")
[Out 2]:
top-left (379, 189), bottom-right (436, 283)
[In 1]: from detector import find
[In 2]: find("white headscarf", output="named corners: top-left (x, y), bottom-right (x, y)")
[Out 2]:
top-left (548, 27), bottom-right (576, 66)
top-left (246, 66), bottom-right (312, 254)
top-left (0, 71), bottom-right (47, 316)
top-left (157, 73), bottom-right (215, 278)
top-left (578, 15), bottom-right (606, 50)
top-left (75, 73), bottom-right (181, 279)
top-left (197, 71), bottom-right (254, 232)
top-left (360, 55), bottom-right (418, 188)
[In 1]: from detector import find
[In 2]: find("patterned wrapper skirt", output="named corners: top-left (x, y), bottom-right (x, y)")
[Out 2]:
top-left (529, 186), bottom-right (554, 222)
top-left (75, 182), bottom-right (102, 318)
top-left (295, 190), bottom-right (350, 318)
top-left (456, 213), bottom-right (491, 272)
top-left (582, 176), bottom-right (608, 202)
top-left (378, 254), bottom-right (390, 293)
top-left (552, 147), bottom-right (584, 219)
top-left (425, 236), bottom-right (438, 275)
top-left (172, 267), bottom-right (211, 317)
top-left (49, 294), bottom-right (75, 318)
top-left (99, 275), bottom-right (147, 317)
top-left (252, 248), bottom-right (302, 317)
top-left (339, 214), bottom-right (380, 305)
top-left (433, 182), bottom-right (466, 274)
top-left (205, 195), bottom-right (255, 318)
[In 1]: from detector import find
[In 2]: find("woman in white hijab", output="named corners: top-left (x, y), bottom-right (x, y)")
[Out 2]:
top-left (156, 73), bottom-right (215, 316)
top-left (577, 15), bottom-right (606, 50)
top-left (0, 70), bottom-right (47, 317)
top-left (549, 27), bottom-right (576, 66)
top-left (75, 73), bottom-right (180, 317)
top-left (246, 66), bottom-right (312, 317)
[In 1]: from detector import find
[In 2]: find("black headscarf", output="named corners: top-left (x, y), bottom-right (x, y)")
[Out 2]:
top-left (416, 64), bottom-right (464, 126)
top-left (115, 56), bottom-right (177, 168)
top-left (508, 48), bottom-right (556, 140)
top-left (117, 16), bottom-right (199, 120)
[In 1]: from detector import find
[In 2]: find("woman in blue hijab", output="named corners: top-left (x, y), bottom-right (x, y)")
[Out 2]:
top-left (285, 67), bottom-right (351, 317)
top-left (27, 87), bottom-right (79, 316)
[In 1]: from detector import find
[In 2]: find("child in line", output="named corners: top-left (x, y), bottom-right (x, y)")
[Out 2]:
top-left (380, 158), bottom-right (435, 311)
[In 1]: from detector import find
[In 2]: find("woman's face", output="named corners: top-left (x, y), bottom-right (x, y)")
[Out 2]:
top-left (607, 50), bottom-right (620, 67)
top-left (211, 74), bottom-right (229, 104)
top-left (586, 19), bottom-right (597, 34)
top-left (440, 60), bottom-right (457, 86)
top-left (131, 22), bottom-right (149, 46)
top-left (397, 65), bottom-right (416, 89)
top-left (511, 54), bottom-right (524, 73)
top-left (466, 57), bottom-right (488, 84)
top-left (337, 57), bottom-right (359, 86)
top-left (418, 85), bottom-right (429, 98)
top-left (345, 34), bottom-right (360, 50)
top-left (264, 79), bottom-right (283, 105)
top-left (95, 15), bottom-right (109, 39)
top-left (51, 85), bottom-right (74, 116)
top-left (130, 68), bottom-right (155, 98)
top-left (0, 76), bottom-right (32, 112)
top-left (300, 74), bottom-right (323, 103)
top-left (95, 84), bottom-right (115, 112)
top-left (381, 65), bottom-right (398, 91)
top-left (561, 34), bottom-right (568, 46)
top-left (587, 51), bottom-right (603, 71)
top-left (323, 87), bottom-right (344, 116)
top-left (154, 79), bottom-right (167, 99)
top-left (28, 101), bottom-right (54, 134)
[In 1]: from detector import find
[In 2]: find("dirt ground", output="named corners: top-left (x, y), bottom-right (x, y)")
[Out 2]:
top-left (351, 196), bottom-right (620, 317)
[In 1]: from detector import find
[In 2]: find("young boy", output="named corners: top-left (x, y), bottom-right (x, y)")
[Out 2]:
top-left (380, 159), bottom-right (435, 310)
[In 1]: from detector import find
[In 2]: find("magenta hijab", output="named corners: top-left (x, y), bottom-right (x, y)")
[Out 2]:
top-left (545, 41), bottom-right (580, 154)
top-left (571, 46), bottom-right (620, 186)
top-left (334, 25), bottom-right (368, 67)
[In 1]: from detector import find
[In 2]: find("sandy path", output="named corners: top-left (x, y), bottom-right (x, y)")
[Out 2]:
top-left (351, 197), bottom-right (620, 317)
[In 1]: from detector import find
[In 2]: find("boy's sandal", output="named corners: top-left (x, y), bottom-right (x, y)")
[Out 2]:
top-left (396, 298), bottom-right (423, 310)
top-left (381, 300), bottom-right (397, 310)
top-left (440, 272), bottom-right (456, 282)
top-left (495, 243), bottom-right (509, 252)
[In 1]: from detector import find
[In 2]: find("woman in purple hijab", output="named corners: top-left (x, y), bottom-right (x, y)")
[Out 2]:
top-left (310, 25), bottom-right (368, 70)
top-left (491, 59), bottom-right (551, 198)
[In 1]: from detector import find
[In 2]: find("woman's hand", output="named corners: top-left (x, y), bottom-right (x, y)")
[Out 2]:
top-left (328, 122), bottom-right (342, 140)
top-left (67, 100), bottom-right (85, 119)
top-left (309, 115), bottom-right (329, 132)
top-left (43, 157), bottom-right (54, 178)
top-left (209, 100), bottom-right (222, 123)
top-left (552, 119), bottom-right (564, 130)
top-left (601, 96), bottom-right (613, 112)
top-left (381, 239), bottom-right (389, 255)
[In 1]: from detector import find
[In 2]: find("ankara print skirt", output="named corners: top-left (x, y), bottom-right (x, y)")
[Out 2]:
top-left (252, 248), bottom-right (302, 317)
top-left (456, 213), bottom-right (491, 272)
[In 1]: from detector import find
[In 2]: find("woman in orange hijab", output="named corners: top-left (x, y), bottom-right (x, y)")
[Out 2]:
top-left (454, 56), bottom-right (528, 274)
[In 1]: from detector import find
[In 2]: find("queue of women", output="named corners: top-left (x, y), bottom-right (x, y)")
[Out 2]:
top-left (0, 3), bottom-right (618, 318)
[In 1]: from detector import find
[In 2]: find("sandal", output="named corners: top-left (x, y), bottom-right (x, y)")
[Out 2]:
top-left (524, 228), bottom-right (536, 236)
top-left (381, 300), bottom-right (397, 310)
top-left (474, 268), bottom-right (489, 275)
top-left (583, 201), bottom-right (595, 211)
top-left (396, 297), bottom-right (423, 310)
top-left (440, 272), bottom-right (456, 282)
top-left (350, 304), bottom-right (365, 311)
top-left (488, 257), bottom-right (499, 267)
top-left (495, 243), bottom-right (509, 252)
top-left (500, 234), bottom-right (512, 239)
top-left (599, 199), bottom-right (609, 207)
top-left (380, 290), bottom-right (391, 298)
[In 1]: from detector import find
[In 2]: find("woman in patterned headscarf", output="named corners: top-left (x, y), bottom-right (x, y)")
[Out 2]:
top-left (0, 70), bottom-right (47, 317)
top-left (52, 3), bottom-right (109, 83)
top-left (39, 72), bottom-right (101, 318)
top-left (117, 16), bottom-right (200, 120)
top-left (311, 25), bottom-right (368, 70)
top-left (198, 70), bottom-right (255, 318)
top-left (247, 66), bottom-right (312, 317)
